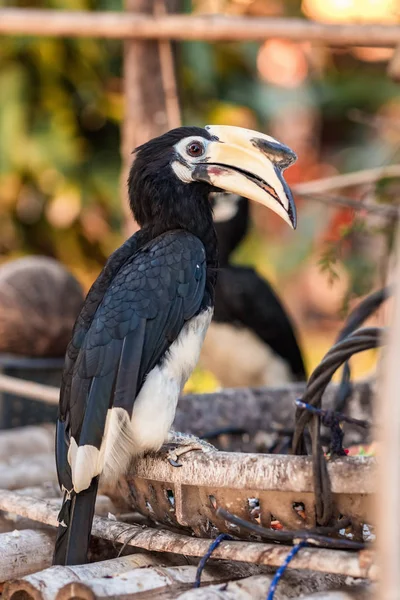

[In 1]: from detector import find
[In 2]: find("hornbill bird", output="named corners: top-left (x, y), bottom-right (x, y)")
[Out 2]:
top-left (199, 194), bottom-right (306, 387)
top-left (53, 125), bottom-right (297, 566)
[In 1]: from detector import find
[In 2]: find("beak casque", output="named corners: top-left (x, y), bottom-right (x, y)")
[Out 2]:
top-left (193, 125), bottom-right (297, 229)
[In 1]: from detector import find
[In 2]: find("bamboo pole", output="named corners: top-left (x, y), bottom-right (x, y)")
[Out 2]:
top-left (0, 10), bottom-right (399, 46)
top-left (0, 490), bottom-right (378, 581)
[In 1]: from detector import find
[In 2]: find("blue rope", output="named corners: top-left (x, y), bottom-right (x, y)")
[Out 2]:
top-left (194, 533), bottom-right (233, 588)
top-left (266, 541), bottom-right (307, 600)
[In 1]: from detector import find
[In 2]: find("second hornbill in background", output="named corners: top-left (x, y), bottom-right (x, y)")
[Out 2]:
top-left (200, 194), bottom-right (306, 387)
top-left (53, 125), bottom-right (297, 566)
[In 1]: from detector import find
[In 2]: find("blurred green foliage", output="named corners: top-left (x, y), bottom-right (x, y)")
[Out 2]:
top-left (0, 0), bottom-right (124, 286)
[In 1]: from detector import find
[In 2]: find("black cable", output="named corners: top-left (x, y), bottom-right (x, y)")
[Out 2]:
top-left (293, 331), bottom-right (380, 451)
top-left (292, 327), bottom-right (385, 526)
top-left (334, 287), bottom-right (391, 412)
top-left (216, 508), bottom-right (365, 551)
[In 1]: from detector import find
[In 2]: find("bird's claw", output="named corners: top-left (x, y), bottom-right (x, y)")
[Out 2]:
top-left (167, 450), bottom-right (184, 467)
top-left (166, 435), bottom-right (216, 468)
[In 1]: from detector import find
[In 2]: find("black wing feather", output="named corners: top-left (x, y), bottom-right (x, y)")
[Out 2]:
top-left (113, 323), bottom-right (147, 411)
top-left (58, 234), bottom-right (140, 420)
top-left (56, 230), bottom-right (208, 492)
top-left (214, 266), bottom-right (306, 380)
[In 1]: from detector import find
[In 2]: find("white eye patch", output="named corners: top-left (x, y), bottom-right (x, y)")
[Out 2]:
top-left (173, 136), bottom-right (211, 163)
top-left (171, 160), bottom-right (193, 183)
top-left (171, 136), bottom-right (211, 183)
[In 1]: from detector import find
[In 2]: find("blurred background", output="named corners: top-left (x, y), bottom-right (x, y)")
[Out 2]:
top-left (1, 0), bottom-right (399, 394)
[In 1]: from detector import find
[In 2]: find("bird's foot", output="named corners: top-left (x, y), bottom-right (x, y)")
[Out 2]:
top-left (166, 431), bottom-right (216, 467)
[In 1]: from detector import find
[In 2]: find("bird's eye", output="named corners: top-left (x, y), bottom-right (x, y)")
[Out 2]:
top-left (186, 141), bottom-right (205, 157)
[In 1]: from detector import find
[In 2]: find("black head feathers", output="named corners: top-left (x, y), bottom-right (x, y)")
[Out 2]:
top-left (128, 127), bottom-right (214, 228)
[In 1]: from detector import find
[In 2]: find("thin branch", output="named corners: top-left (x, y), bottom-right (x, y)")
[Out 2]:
top-left (347, 109), bottom-right (400, 132)
top-left (0, 10), bottom-right (399, 46)
top-left (0, 490), bottom-right (378, 581)
top-left (297, 192), bottom-right (399, 219)
top-left (292, 164), bottom-right (400, 217)
top-left (292, 164), bottom-right (400, 195)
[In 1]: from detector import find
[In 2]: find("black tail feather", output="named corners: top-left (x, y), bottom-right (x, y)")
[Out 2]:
top-left (53, 477), bottom-right (99, 566)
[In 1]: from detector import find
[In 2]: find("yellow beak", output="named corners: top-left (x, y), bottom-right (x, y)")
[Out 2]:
top-left (193, 125), bottom-right (297, 229)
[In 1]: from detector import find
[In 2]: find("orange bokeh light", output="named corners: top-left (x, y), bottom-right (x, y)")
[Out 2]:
top-left (257, 39), bottom-right (308, 88)
top-left (302, 0), bottom-right (400, 23)
top-left (352, 47), bottom-right (394, 62)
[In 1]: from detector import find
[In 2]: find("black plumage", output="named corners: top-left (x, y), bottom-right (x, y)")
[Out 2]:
top-left (54, 128), bottom-right (217, 565)
top-left (53, 125), bottom-right (298, 566)
top-left (203, 195), bottom-right (306, 385)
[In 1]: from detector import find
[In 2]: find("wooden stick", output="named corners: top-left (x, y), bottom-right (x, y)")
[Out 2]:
top-left (45, 494), bottom-right (116, 517)
top-left (0, 10), bottom-right (399, 46)
top-left (0, 373), bottom-right (59, 405)
top-left (15, 484), bottom-right (60, 500)
top-left (3, 555), bottom-right (175, 600)
top-left (0, 425), bottom-right (55, 461)
top-left (175, 574), bottom-right (372, 600)
top-left (56, 564), bottom-right (235, 600)
top-left (298, 592), bottom-right (372, 600)
top-left (0, 491), bottom-right (378, 581)
top-left (293, 164), bottom-right (400, 196)
top-left (295, 192), bottom-right (399, 219)
top-left (129, 450), bottom-right (374, 495)
top-left (0, 486), bottom-right (59, 535)
top-left (2, 443), bottom-right (372, 497)
top-left (293, 164), bottom-right (400, 218)
top-left (0, 529), bottom-right (55, 583)
top-left (6, 558), bottom-right (261, 600)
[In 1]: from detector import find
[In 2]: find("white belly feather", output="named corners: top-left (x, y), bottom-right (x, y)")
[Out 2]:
top-left (68, 307), bottom-right (212, 492)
